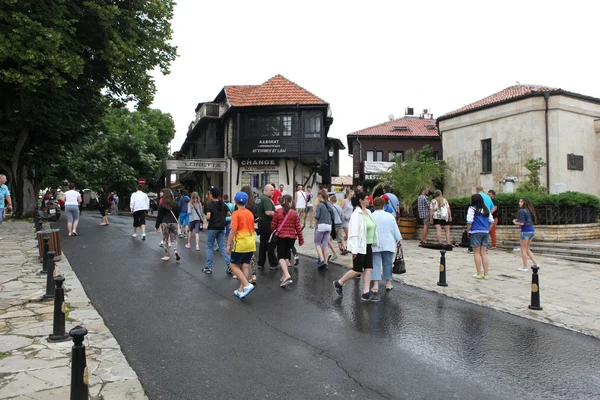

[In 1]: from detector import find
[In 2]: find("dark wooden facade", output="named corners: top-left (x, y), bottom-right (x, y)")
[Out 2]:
top-left (348, 136), bottom-right (442, 186)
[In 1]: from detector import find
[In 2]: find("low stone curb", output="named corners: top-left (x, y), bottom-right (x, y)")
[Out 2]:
top-left (0, 221), bottom-right (147, 399)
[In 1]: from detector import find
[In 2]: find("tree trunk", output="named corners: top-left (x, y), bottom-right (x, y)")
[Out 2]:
top-left (9, 162), bottom-right (38, 218)
top-left (0, 127), bottom-right (37, 218)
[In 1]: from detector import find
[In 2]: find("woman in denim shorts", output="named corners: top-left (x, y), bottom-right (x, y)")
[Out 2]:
top-left (466, 194), bottom-right (494, 279)
top-left (513, 197), bottom-right (539, 272)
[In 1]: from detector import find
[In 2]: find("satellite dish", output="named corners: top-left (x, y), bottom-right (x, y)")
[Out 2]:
top-left (388, 114), bottom-right (395, 121)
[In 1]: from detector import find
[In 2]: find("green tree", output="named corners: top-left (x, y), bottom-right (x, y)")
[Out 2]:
top-left (43, 107), bottom-right (175, 197)
top-left (0, 0), bottom-right (177, 216)
top-left (379, 145), bottom-right (449, 216)
top-left (517, 158), bottom-right (548, 194)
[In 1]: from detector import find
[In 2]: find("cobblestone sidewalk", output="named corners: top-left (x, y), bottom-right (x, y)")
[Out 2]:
top-left (296, 226), bottom-right (600, 339)
top-left (0, 220), bottom-right (147, 399)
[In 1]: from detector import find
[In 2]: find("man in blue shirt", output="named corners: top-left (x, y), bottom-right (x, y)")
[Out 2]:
top-left (0, 174), bottom-right (13, 239)
top-left (383, 185), bottom-right (399, 218)
top-left (476, 186), bottom-right (494, 215)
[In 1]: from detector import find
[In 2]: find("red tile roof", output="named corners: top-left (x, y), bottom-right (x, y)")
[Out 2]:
top-left (224, 85), bottom-right (258, 106)
top-left (439, 84), bottom-right (560, 119)
top-left (347, 117), bottom-right (439, 137)
top-left (224, 75), bottom-right (327, 107)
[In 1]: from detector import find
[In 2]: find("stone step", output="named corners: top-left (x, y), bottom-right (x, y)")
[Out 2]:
top-left (502, 240), bottom-right (600, 250)
top-left (497, 244), bottom-right (600, 264)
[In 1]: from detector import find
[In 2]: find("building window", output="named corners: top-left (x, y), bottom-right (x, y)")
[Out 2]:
top-left (481, 139), bottom-right (492, 173)
top-left (247, 115), bottom-right (293, 137)
top-left (282, 116), bottom-right (292, 136)
top-left (366, 151), bottom-right (374, 162)
top-left (304, 113), bottom-right (322, 138)
top-left (389, 151), bottom-right (404, 162)
top-left (376, 151), bottom-right (383, 161)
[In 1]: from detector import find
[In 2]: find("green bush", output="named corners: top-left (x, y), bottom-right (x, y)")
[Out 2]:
top-left (446, 191), bottom-right (600, 209)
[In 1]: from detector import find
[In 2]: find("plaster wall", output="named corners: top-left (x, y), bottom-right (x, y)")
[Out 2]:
top-left (440, 97), bottom-right (546, 197)
top-left (440, 95), bottom-right (600, 198)
top-left (547, 96), bottom-right (600, 196)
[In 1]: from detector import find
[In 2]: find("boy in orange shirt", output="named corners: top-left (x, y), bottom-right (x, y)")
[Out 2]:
top-left (226, 191), bottom-right (256, 299)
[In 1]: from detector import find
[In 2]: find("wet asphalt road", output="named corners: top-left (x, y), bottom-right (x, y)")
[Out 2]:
top-left (56, 214), bottom-right (600, 400)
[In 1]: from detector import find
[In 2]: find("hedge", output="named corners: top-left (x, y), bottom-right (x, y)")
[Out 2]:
top-left (446, 191), bottom-right (600, 209)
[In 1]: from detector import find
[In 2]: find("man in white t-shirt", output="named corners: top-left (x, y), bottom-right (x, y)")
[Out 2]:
top-left (294, 184), bottom-right (307, 222)
top-left (279, 184), bottom-right (289, 196)
top-left (130, 185), bottom-right (150, 240)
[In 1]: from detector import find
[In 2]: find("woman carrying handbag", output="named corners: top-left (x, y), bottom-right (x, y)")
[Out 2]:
top-left (155, 188), bottom-right (181, 262)
top-left (371, 197), bottom-right (402, 293)
top-left (270, 194), bottom-right (304, 287)
top-left (186, 192), bottom-right (203, 251)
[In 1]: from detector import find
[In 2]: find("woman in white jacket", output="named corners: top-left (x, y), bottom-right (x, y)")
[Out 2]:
top-left (333, 192), bottom-right (380, 302)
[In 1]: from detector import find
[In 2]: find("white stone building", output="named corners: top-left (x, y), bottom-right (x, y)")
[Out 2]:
top-left (437, 85), bottom-right (600, 197)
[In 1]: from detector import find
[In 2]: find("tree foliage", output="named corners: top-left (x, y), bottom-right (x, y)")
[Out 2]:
top-left (378, 145), bottom-right (449, 216)
top-left (0, 0), bottom-right (177, 216)
top-left (43, 107), bottom-right (175, 197)
top-left (517, 158), bottom-right (548, 194)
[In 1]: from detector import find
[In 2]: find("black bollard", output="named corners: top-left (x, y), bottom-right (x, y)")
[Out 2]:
top-left (35, 208), bottom-right (43, 232)
top-left (43, 251), bottom-right (56, 300)
top-left (33, 208), bottom-right (39, 232)
top-left (48, 275), bottom-right (70, 342)
top-left (69, 325), bottom-right (89, 400)
top-left (528, 265), bottom-right (543, 310)
top-left (437, 250), bottom-right (448, 286)
top-left (39, 236), bottom-right (50, 275)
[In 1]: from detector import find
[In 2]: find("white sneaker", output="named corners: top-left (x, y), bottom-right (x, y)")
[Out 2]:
top-left (132, 234), bottom-right (137, 238)
top-left (239, 284), bottom-right (255, 299)
top-left (517, 267), bottom-right (529, 272)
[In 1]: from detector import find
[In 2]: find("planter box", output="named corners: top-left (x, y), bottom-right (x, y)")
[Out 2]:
top-left (415, 223), bottom-right (600, 243)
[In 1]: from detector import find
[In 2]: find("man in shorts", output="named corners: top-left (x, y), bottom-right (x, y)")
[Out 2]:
top-left (304, 186), bottom-right (314, 228)
top-left (226, 191), bottom-right (256, 299)
top-left (329, 195), bottom-right (346, 257)
top-left (294, 184), bottom-right (307, 223)
top-left (130, 185), bottom-right (149, 240)
top-left (417, 186), bottom-right (430, 243)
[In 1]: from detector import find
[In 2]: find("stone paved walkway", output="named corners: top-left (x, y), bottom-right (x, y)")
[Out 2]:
top-left (0, 220), bottom-right (147, 399)
top-left (296, 226), bottom-right (600, 339)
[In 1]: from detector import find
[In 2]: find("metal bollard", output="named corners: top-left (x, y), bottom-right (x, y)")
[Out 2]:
top-left (39, 236), bottom-right (50, 275)
top-left (437, 250), bottom-right (448, 287)
top-left (48, 275), bottom-right (70, 342)
top-left (69, 325), bottom-right (89, 400)
top-left (34, 208), bottom-right (43, 232)
top-left (528, 265), bottom-right (543, 310)
top-left (42, 251), bottom-right (56, 300)
top-left (33, 208), bottom-right (39, 232)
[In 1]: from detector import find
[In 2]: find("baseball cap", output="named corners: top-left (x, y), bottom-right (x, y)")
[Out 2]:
top-left (209, 187), bottom-right (221, 198)
top-left (381, 194), bottom-right (389, 201)
top-left (234, 191), bottom-right (248, 205)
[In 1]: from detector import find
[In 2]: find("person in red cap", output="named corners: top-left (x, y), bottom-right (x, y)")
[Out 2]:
top-left (381, 194), bottom-right (395, 214)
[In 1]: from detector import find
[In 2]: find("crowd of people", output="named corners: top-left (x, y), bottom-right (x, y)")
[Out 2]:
top-left (47, 178), bottom-right (540, 301)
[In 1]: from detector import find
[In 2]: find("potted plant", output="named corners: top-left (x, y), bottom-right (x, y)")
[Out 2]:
top-left (378, 146), bottom-right (448, 239)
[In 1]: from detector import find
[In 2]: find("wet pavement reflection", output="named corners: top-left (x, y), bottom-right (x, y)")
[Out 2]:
top-left (59, 214), bottom-right (600, 400)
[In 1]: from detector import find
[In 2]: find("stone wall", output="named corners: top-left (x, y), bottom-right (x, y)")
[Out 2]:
top-left (415, 223), bottom-right (600, 243)
top-left (438, 94), bottom-right (600, 198)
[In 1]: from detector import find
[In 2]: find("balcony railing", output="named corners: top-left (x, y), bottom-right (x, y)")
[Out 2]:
top-left (193, 103), bottom-right (220, 126)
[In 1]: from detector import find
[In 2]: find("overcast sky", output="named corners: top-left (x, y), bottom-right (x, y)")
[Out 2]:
top-left (151, 0), bottom-right (600, 176)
